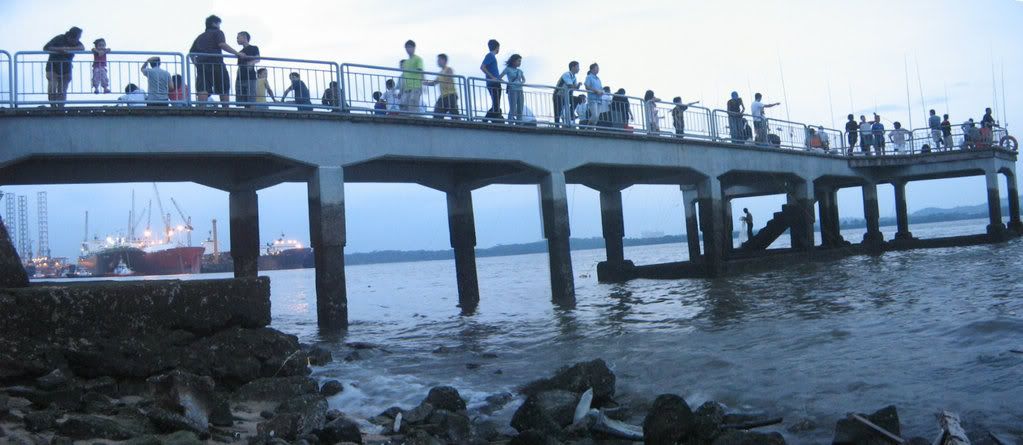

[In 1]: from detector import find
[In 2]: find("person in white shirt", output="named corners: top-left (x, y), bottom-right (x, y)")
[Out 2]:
top-left (751, 92), bottom-right (780, 144)
top-left (643, 90), bottom-right (661, 133)
top-left (118, 83), bottom-right (147, 106)
top-left (888, 121), bottom-right (911, 154)
top-left (574, 95), bottom-right (589, 123)
top-left (382, 79), bottom-right (401, 113)
top-left (556, 61), bottom-right (580, 125)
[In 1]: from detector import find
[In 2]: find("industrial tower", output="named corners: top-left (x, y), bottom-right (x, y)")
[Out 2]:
top-left (17, 195), bottom-right (30, 260)
top-left (3, 193), bottom-right (15, 248)
top-left (36, 191), bottom-right (49, 259)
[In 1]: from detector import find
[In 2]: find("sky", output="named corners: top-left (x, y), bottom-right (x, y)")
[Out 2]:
top-left (1, 0), bottom-right (1021, 259)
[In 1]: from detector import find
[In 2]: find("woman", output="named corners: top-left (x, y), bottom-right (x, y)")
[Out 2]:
top-left (500, 54), bottom-right (525, 123)
top-left (643, 90), bottom-right (661, 133)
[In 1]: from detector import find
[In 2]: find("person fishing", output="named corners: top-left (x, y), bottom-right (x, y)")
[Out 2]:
top-left (742, 208), bottom-right (754, 241)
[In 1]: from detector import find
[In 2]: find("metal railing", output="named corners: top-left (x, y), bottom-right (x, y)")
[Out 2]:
top-left (0, 50), bottom-right (11, 107)
top-left (187, 53), bottom-right (341, 111)
top-left (341, 63), bottom-right (467, 118)
top-left (643, 99), bottom-right (716, 140)
top-left (841, 125), bottom-right (1014, 156)
top-left (13, 51), bottom-right (187, 107)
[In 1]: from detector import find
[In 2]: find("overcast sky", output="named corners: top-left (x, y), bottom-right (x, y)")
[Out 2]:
top-left (1, 0), bottom-right (1021, 259)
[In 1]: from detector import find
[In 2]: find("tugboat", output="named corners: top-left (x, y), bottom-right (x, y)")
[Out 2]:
top-left (112, 259), bottom-right (134, 276)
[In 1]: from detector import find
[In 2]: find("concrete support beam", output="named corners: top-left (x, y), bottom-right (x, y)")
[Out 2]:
top-left (697, 177), bottom-right (726, 274)
top-left (986, 171), bottom-right (1007, 238)
top-left (861, 183), bottom-right (884, 248)
top-left (540, 172), bottom-right (575, 307)
top-left (893, 180), bottom-right (914, 240)
top-left (1007, 173), bottom-right (1023, 234)
top-left (723, 199), bottom-right (735, 252)
top-left (229, 189), bottom-right (260, 278)
top-left (596, 189), bottom-right (635, 282)
top-left (682, 188), bottom-right (702, 262)
top-left (446, 188), bottom-right (480, 312)
top-left (788, 181), bottom-right (815, 250)
top-left (308, 166), bottom-right (348, 330)
top-left (817, 188), bottom-right (846, 247)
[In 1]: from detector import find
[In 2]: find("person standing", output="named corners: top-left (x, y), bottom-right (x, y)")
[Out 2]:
top-left (399, 40), bottom-right (424, 112)
top-left (584, 63), bottom-right (603, 127)
top-left (425, 54), bottom-right (459, 119)
top-left (140, 57), bottom-right (170, 106)
top-left (500, 54), bottom-right (525, 123)
top-left (643, 90), bottom-right (661, 132)
top-left (871, 114), bottom-right (886, 155)
top-left (858, 115), bottom-right (873, 154)
top-left (480, 39), bottom-right (502, 121)
top-left (981, 107), bottom-right (996, 145)
top-left (611, 88), bottom-right (631, 129)
top-left (90, 38), bottom-right (111, 94)
top-left (235, 31), bottom-right (260, 106)
top-left (189, 15), bottom-right (244, 105)
top-left (751, 93), bottom-right (780, 144)
top-left (742, 208), bottom-right (754, 241)
top-left (928, 109), bottom-right (943, 149)
top-left (43, 27), bottom-right (84, 107)
top-left (888, 121), bottom-right (910, 154)
top-left (941, 114), bottom-right (953, 149)
top-left (726, 92), bottom-right (745, 141)
top-left (844, 114), bottom-right (859, 155)
top-left (554, 61), bottom-right (580, 126)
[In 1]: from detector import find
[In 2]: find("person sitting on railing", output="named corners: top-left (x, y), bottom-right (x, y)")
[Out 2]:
top-left (90, 38), bottom-right (111, 94)
top-left (928, 109), bottom-right (943, 150)
top-left (845, 114), bottom-right (859, 155)
top-left (423, 53), bottom-right (459, 120)
top-left (554, 61), bottom-right (581, 126)
top-left (140, 57), bottom-right (170, 107)
top-left (480, 39), bottom-right (503, 121)
top-left (399, 40), bottom-right (424, 112)
top-left (372, 91), bottom-right (386, 115)
top-left (235, 31), bottom-right (260, 107)
top-left (871, 114), bottom-right (886, 155)
top-left (941, 114), bottom-right (953, 149)
top-left (584, 64), bottom-right (603, 126)
top-left (500, 54), bottom-right (526, 123)
top-left (254, 68), bottom-right (274, 106)
top-left (189, 15), bottom-right (245, 106)
top-left (888, 121), bottom-right (910, 154)
top-left (117, 83), bottom-right (146, 106)
top-left (751, 93), bottom-right (780, 144)
top-left (858, 115), bottom-right (873, 154)
top-left (169, 75), bottom-right (190, 106)
top-left (643, 91), bottom-right (661, 132)
top-left (727, 92), bottom-right (745, 141)
top-left (383, 79), bottom-right (400, 115)
top-left (280, 72), bottom-right (312, 111)
top-left (43, 26), bottom-right (84, 108)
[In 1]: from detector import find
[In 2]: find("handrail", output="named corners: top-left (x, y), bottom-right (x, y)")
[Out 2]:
top-left (0, 50), bottom-right (11, 107)
top-left (187, 52), bottom-right (341, 111)
top-left (340, 62), bottom-right (468, 118)
top-left (643, 98), bottom-right (717, 140)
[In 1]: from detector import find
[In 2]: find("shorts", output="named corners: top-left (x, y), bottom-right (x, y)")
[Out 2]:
top-left (195, 62), bottom-right (230, 95)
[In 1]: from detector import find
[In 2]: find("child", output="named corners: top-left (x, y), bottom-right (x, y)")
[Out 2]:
top-left (169, 74), bottom-right (190, 105)
top-left (372, 91), bottom-right (386, 115)
top-left (91, 38), bottom-right (111, 94)
top-left (254, 68), bottom-right (275, 106)
top-left (382, 79), bottom-right (401, 114)
top-left (280, 72), bottom-right (311, 111)
top-left (117, 83), bottom-right (146, 106)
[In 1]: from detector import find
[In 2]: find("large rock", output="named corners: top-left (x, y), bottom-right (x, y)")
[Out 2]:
top-left (833, 405), bottom-right (900, 445)
top-left (510, 429), bottom-right (564, 445)
top-left (425, 409), bottom-right (471, 443)
top-left (316, 414), bottom-right (362, 444)
top-left (57, 413), bottom-right (146, 440)
top-left (0, 214), bottom-right (28, 288)
top-left (520, 359), bottom-right (616, 405)
top-left (642, 394), bottom-right (695, 445)
top-left (181, 327), bottom-right (309, 385)
top-left (319, 379), bottom-right (343, 397)
top-left (275, 394), bottom-right (328, 437)
top-left (147, 370), bottom-right (219, 433)
top-left (693, 401), bottom-right (726, 442)
top-left (511, 390), bottom-right (580, 435)
top-left (424, 386), bottom-right (467, 413)
top-left (234, 376), bottom-right (318, 402)
top-left (712, 430), bottom-right (787, 445)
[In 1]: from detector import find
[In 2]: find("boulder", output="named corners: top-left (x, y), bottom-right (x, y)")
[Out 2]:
top-left (0, 214), bottom-right (28, 288)
top-left (404, 402), bottom-right (435, 425)
top-left (182, 327), bottom-right (309, 385)
top-left (275, 394), bottom-right (328, 437)
top-left (520, 359), bottom-right (616, 405)
top-left (35, 368), bottom-right (70, 390)
top-left (425, 409), bottom-right (471, 443)
top-left (833, 405), bottom-right (900, 445)
top-left (6, 384), bottom-right (83, 411)
top-left (81, 391), bottom-right (117, 415)
top-left (642, 394), bottom-right (695, 445)
top-left (424, 386), bottom-right (467, 413)
top-left (316, 414), bottom-right (363, 444)
top-left (711, 430), bottom-right (787, 444)
top-left (147, 370), bottom-right (218, 433)
top-left (480, 392), bottom-right (514, 415)
top-left (234, 376), bottom-right (318, 402)
top-left (510, 429), bottom-right (564, 445)
top-left (306, 346), bottom-right (332, 366)
top-left (319, 379), bottom-right (343, 397)
top-left (23, 408), bottom-right (59, 432)
top-left (258, 413), bottom-right (302, 441)
top-left (404, 429), bottom-right (445, 445)
top-left (511, 390), bottom-right (580, 435)
top-left (693, 401), bottom-right (726, 442)
top-left (57, 413), bottom-right (146, 440)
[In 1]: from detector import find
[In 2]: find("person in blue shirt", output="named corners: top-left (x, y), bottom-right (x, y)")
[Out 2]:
top-left (584, 63), bottom-right (603, 126)
top-left (281, 72), bottom-right (312, 111)
top-left (554, 61), bottom-right (580, 126)
top-left (500, 54), bottom-right (526, 123)
top-left (871, 114), bottom-right (886, 155)
top-left (928, 109), bottom-right (943, 149)
top-left (479, 39), bottom-right (502, 121)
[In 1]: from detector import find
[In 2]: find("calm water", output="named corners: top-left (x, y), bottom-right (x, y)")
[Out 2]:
top-left (54, 218), bottom-right (1023, 442)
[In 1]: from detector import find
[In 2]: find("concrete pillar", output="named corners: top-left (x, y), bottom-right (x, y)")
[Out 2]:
top-left (697, 177), bottom-right (726, 274)
top-left (596, 189), bottom-right (634, 282)
top-left (229, 189), bottom-right (259, 278)
top-left (986, 171), bottom-right (1007, 238)
top-left (893, 180), bottom-right (914, 240)
top-left (308, 167), bottom-right (348, 330)
top-left (682, 188), bottom-right (701, 261)
top-left (818, 188), bottom-right (846, 247)
top-left (540, 172), bottom-right (575, 306)
top-left (1007, 173), bottom-right (1023, 234)
top-left (723, 199), bottom-right (734, 251)
top-left (861, 182), bottom-right (884, 248)
top-left (446, 188), bottom-right (479, 311)
top-left (788, 181), bottom-right (815, 250)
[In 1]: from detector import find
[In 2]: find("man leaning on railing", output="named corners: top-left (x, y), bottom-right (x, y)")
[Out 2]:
top-left (554, 61), bottom-right (581, 126)
top-left (43, 27), bottom-right (84, 108)
top-left (423, 53), bottom-right (459, 119)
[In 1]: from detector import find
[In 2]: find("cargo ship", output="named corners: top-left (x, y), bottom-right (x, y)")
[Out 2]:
top-left (78, 236), bottom-right (204, 276)
top-left (257, 234), bottom-right (313, 270)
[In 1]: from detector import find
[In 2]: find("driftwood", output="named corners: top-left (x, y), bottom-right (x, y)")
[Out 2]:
top-left (848, 413), bottom-right (906, 444)
top-left (721, 417), bottom-right (784, 430)
top-left (932, 410), bottom-right (970, 445)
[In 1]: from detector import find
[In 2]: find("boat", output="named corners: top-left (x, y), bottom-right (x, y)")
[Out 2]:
top-left (257, 233), bottom-right (313, 270)
top-left (112, 259), bottom-right (134, 276)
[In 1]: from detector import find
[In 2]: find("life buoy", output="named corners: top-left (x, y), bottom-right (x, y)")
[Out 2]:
top-left (1000, 135), bottom-right (1019, 151)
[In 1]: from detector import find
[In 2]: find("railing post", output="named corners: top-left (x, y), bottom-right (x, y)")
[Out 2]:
top-left (338, 63), bottom-right (347, 112)
top-left (12, 52), bottom-right (19, 108)
top-left (708, 109), bottom-right (718, 140)
top-left (184, 53), bottom-right (192, 106)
